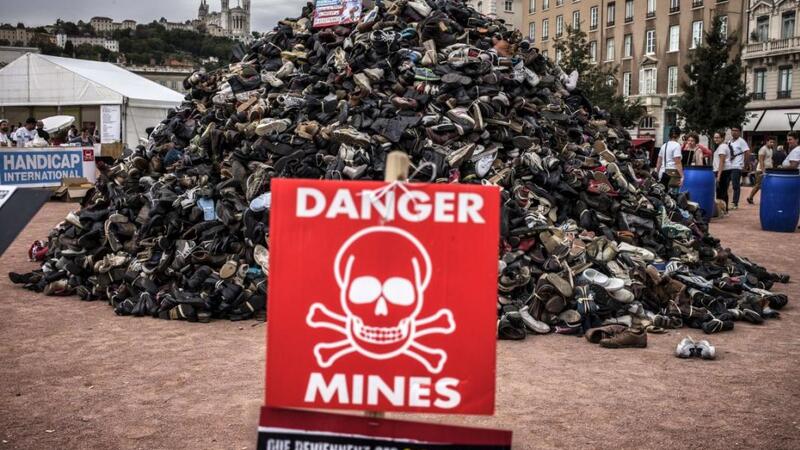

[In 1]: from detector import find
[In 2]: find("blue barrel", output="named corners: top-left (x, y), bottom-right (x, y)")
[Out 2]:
top-left (680, 166), bottom-right (716, 222)
top-left (760, 169), bottom-right (800, 232)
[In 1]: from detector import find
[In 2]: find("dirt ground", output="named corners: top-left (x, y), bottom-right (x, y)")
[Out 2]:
top-left (1, 187), bottom-right (799, 450)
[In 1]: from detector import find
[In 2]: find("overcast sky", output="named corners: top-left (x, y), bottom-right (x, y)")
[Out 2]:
top-left (0, 0), bottom-right (304, 31)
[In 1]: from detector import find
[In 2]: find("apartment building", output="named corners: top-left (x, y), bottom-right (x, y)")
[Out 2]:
top-left (524, 0), bottom-right (747, 143)
top-left (89, 17), bottom-right (138, 34)
top-left (466, 0), bottom-right (525, 32)
top-left (56, 34), bottom-right (120, 53)
top-left (741, 0), bottom-right (799, 146)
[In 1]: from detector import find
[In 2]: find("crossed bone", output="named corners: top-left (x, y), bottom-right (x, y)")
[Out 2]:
top-left (306, 303), bottom-right (456, 374)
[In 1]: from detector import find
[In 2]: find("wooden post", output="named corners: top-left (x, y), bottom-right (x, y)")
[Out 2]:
top-left (363, 151), bottom-right (411, 420)
top-left (384, 150), bottom-right (410, 182)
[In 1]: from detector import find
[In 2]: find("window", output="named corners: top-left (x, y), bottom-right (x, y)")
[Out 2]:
top-left (669, 0), bottom-right (679, 12)
top-left (556, 15), bottom-right (563, 36)
top-left (573, 11), bottom-right (580, 29)
top-left (590, 40), bottom-right (597, 62)
top-left (645, 29), bottom-right (656, 54)
top-left (691, 21), bottom-right (703, 48)
top-left (625, 0), bottom-right (634, 21)
top-left (692, 0), bottom-right (703, 6)
top-left (669, 25), bottom-right (680, 51)
top-left (622, 72), bottom-right (632, 96)
top-left (607, 2), bottom-right (616, 25)
top-left (606, 38), bottom-right (615, 60)
top-left (756, 16), bottom-right (769, 42)
top-left (667, 66), bottom-right (678, 95)
top-left (556, 48), bottom-right (563, 62)
top-left (590, 6), bottom-right (598, 29)
top-left (623, 33), bottom-right (632, 57)
top-left (719, 16), bottom-right (728, 38)
top-left (753, 68), bottom-right (766, 100)
top-left (556, 0), bottom-right (563, 5)
top-left (529, 0), bottom-right (536, 13)
top-left (504, 0), bottom-right (513, 12)
top-left (542, 18), bottom-right (549, 40)
top-left (529, 22), bottom-right (536, 40)
top-left (543, 0), bottom-right (549, 9)
top-left (782, 12), bottom-right (796, 39)
top-left (778, 67), bottom-right (793, 98)
top-left (647, 0), bottom-right (656, 17)
top-left (640, 116), bottom-right (655, 128)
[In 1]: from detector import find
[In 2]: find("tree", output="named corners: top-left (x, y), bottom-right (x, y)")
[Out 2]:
top-left (676, 15), bottom-right (748, 136)
top-left (64, 40), bottom-right (74, 55)
top-left (553, 26), bottom-right (646, 128)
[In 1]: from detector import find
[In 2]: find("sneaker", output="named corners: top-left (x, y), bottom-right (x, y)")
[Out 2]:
top-left (519, 305), bottom-right (550, 334)
top-left (694, 339), bottom-right (716, 360)
top-left (675, 336), bottom-right (696, 358)
top-left (746, 197), bottom-right (754, 205)
top-left (599, 328), bottom-right (647, 348)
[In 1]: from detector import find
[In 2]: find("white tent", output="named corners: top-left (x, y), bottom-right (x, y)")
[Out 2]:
top-left (0, 53), bottom-right (184, 146)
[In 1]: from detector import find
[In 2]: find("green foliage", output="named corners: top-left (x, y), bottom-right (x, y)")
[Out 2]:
top-left (553, 26), bottom-right (646, 128)
top-left (676, 16), bottom-right (749, 136)
top-left (110, 23), bottom-right (234, 66)
top-left (0, 39), bottom-right (9, 46)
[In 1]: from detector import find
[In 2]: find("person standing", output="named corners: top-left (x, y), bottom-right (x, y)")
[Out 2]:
top-left (747, 136), bottom-right (775, 204)
top-left (726, 126), bottom-right (750, 210)
top-left (782, 131), bottom-right (800, 169)
top-left (35, 120), bottom-right (50, 143)
top-left (12, 117), bottom-right (38, 147)
top-left (681, 132), bottom-right (709, 166)
top-left (69, 128), bottom-right (95, 146)
top-left (712, 131), bottom-right (733, 211)
top-left (655, 126), bottom-right (684, 192)
top-left (0, 120), bottom-right (11, 147)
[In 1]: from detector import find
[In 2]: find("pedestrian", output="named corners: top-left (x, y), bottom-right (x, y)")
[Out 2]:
top-left (725, 126), bottom-right (750, 210)
top-left (773, 144), bottom-right (787, 168)
top-left (713, 131), bottom-right (735, 211)
top-left (782, 131), bottom-right (800, 169)
top-left (69, 128), bottom-right (95, 146)
top-left (655, 126), bottom-right (684, 192)
top-left (67, 125), bottom-right (78, 141)
top-left (35, 120), bottom-right (50, 143)
top-left (681, 132), bottom-right (708, 166)
top-left (747, 136), bottom-right (775, 204)
top-left (12, 117), bottom-right (38, 147)
top-left (0, 120), bottom-right (11, 147)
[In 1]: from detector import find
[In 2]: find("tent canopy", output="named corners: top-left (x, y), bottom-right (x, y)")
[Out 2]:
top-left (0, 53), bottom-right (184, 108)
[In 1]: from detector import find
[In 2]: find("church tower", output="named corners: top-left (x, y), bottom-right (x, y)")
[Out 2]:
top-left (221, 0), bottom-right (230, 31)
top-left (198, 0), bottom-right (209, 19)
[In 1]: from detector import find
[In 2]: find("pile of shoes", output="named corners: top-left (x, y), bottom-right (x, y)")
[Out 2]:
top-left (7, 0), bottom-right (790, 334)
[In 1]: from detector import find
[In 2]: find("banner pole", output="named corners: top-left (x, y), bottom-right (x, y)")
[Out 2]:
top-left (363, 150), bottom-right (411, 420)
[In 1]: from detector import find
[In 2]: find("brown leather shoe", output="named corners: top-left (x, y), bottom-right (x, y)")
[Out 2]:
top-left (599, 328), bottom-right (647, 348)
top-left (585, 324), bottom-right (629, 344)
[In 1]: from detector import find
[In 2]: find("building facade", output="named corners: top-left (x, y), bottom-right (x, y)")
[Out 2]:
top-left (741, 0), bottom-right (799, 146)
top-left (523, 0), bottom-right (748, 143)
top-left (197, 0), bottom-right (252, 41)
top-left (90, 17), bottom-right (138, 33)
top-left (466, 0), bottom-right (526, 31)
top-left (56, 34), bottom-right (119, 52)
top-left (125, 64), bottom-right (194, 93)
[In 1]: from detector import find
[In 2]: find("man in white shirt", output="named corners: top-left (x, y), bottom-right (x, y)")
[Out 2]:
top-left (0, 120), bottom-right (10, 147)
top-left (783, 131), bottom-right (800, 169)
top-left (654, 126), bottom-right (684, 191)
top-left (12, 117), bottom-right (38, 147)
top-left (747, 136), bottom-right (775, 204)
top-left (726, 126), bottom-right (750, 209)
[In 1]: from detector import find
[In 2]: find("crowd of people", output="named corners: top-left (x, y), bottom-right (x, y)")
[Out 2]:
top-left (0, 117), bottom-right (98, 147)
top-left (656, 126), bottom-right (800, 215)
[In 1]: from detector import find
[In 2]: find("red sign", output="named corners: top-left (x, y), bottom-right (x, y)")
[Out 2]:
top-left (257, 407), bottom-right (513, 449)
top-left (266, 179), bottom-right (500, 414)
top-left (82, 148), bottom-right (94, 162)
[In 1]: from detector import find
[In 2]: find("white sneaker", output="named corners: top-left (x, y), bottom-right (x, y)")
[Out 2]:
top-left (675, 336), bottom-right (695, 358)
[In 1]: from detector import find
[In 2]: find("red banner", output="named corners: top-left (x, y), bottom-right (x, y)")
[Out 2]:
top-left (266, 179), bottom-right (500, 414)
top-left (257, 407), bottom-right (513, 449)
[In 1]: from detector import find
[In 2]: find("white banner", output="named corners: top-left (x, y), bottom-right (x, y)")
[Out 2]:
top-left (101, 104), bottom-right (121, 144)
top-left (0, 147), bottom-right (97, 188)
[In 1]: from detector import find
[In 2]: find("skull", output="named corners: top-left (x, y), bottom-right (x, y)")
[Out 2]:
top-left (335, 227), bottom-right (431, 359)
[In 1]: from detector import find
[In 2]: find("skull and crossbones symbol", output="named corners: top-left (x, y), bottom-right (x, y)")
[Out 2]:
top-left (306, 226), bottom-right (456, 374)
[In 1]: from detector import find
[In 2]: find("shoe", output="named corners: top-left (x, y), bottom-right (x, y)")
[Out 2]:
top-left (519, 305), bottom-right (550, 334)
top-left (675, 336), bottom-right (696, 358)
top-left (585, 324), bottom-right (628, 344)
top-left (599, 328), bottom-right (647, 348)
top-left (746, 197), bottom-right (754, 205)
top-left (694, 339), bottom-right (716, 360)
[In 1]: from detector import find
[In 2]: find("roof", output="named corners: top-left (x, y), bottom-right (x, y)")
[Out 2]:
top-left (0, 53), bottom-right (185, 108)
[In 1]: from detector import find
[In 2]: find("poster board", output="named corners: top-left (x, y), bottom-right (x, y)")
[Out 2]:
top-left (0, 147), bottom-right (96, 187)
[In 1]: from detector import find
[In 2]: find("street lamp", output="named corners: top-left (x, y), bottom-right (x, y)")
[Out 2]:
top-left (787, 112), bottom-right (800, 131)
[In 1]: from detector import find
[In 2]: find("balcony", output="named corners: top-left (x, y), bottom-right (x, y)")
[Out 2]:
top-left (751, 92), bottom-right (766, 100)
top-left (778, 90), bottom-right (792, 99)
top-left (607, 20), bottom-right (615, 26)
top-left (692, 0), bottom-right (703, 7)
top-left (669, 5), bottom-right (680, 13)
top-left (646, 11), bottom-right (656, 18)
top-left (744, 36), bottom-right (800, 60)
top-left (625, 16), bottom-right (633, 23)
